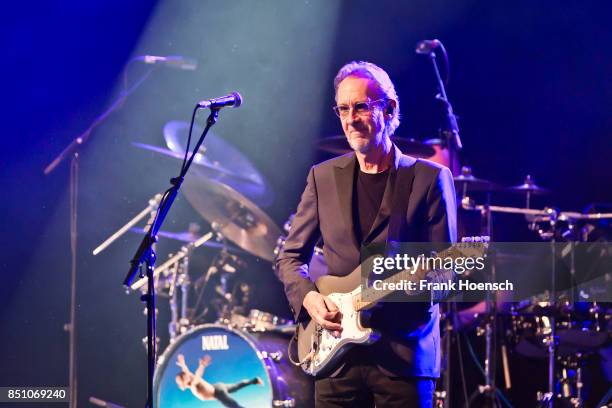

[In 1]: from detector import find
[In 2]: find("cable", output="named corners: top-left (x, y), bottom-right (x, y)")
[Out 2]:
top-left (455, 318), bottom-right (470, 407)
top-left (462, 331), bottom-right (514, 408)
top-left (436, 41), bottom-right (451, 86)
top-left (181, 105), bottom-right (199, 174)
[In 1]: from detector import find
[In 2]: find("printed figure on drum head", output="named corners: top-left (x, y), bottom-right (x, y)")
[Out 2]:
top-left (175, 353), bottom-right (263, 408)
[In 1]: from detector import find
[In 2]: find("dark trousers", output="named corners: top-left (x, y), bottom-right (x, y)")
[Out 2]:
top-left (315, 355), bottom-right (435, 408)
top-left (213, 378), bottom-right (257, 408)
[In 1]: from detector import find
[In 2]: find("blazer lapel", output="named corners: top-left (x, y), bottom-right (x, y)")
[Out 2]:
top-left (363, 145), bottom-right (417, 244)
top-left (333, 154), bottom-right (359, 249)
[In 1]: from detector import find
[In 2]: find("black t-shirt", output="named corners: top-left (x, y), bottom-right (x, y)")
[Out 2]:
top-left (352, 165), bottom-right (389, 244)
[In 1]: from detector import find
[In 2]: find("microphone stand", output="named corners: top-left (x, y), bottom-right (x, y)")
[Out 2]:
top-left (419, 40), bottom-right (462, 175)
top-left (43, 66), bottom-right (157, 408)
top-left (123, 107), bottom-right (221, 408)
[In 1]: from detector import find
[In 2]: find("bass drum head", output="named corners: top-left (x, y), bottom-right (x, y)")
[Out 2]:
top-left (154, 324), bottom-right (274, 407)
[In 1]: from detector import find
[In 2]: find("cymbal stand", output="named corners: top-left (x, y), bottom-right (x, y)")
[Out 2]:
top-left (179, 257), bottom-right (191, 333)
top-left (167, 261), bottom-right (180, 341)
top-left (542, 209), bottom-right (559, 407)
top-left (168, 252), bottom-right (192, 342)
top-left (466, 197), bottom-right (500, 408)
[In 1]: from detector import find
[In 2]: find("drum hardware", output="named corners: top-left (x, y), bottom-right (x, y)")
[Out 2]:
top-left (89, 395), bottom-right (126, 408)
top-left (261, 350), bottom-right (284, 363)
top-left (126, 223), bottom-right (252, 257)
top-left (141, 335), bottom-right (160, 352)
top-left (506, 174), bottom-right (551, 209)
top-left (92, 193), bottom-right (163, 256)
top-left (189, 246), bottom-right (250, 325)
top-left (129, 230), bottom-right (215, 292)
top-left (537, 391), bottom-right (555, 407)
top-left (464, 208), bottom-right (501, 408)
top-left (434, 390), bottom-right (447, 408)
top-left (557, 353), bottom-right (585, 406)
top-left (454, 166), bottom-right (501, 196)
top-left (247, 309), bottom-right (289, 332)
top-left (463, 200), bottom-right (562, 405)
top-left (273, 399), bottom-right (297, 407)
top-left (168, 257), bottom-right (192, 341)
top-left (462, 194), bottom-right (612, 407)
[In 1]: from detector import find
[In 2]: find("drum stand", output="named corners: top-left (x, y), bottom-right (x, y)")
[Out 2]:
top-left (462, 200), bottom-right (596, 408)
top-left (465, 198), bottom-right (501, 408)
top-left (541, 209), bottom-right (559, 407)
top-left (168, 255), bottom-right (191, 342)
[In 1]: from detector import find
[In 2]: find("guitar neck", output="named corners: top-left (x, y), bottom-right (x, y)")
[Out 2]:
top-left (353, 245), bottom-right (462, 311)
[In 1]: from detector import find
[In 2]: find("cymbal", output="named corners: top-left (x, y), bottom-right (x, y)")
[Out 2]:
top-left (132, 142), bottom-right (252, 182)
top-left (454, 166), bottom-right (500, 193)
top-left (506, 175), bottom-right (551, 195)
top-left (128, 227), bottom-right (249, 254)
top-left (316, 136), bottom-right (435, 157)
top-left (164, 121), bottom-right (272, 206)
top-left (181, 167), bottom-right (281, 261)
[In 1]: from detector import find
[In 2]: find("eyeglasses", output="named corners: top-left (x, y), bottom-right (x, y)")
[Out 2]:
top-left (332, 99), bottom-right (386, 118)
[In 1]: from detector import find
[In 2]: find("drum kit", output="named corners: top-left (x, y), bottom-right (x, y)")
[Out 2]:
top-left (425, 143), bottom-right (611, 408)
top-left (93, 126), bottom-right (610, 407)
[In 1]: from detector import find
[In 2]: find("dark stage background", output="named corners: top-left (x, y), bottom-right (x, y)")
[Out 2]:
top-left (1, 1), bottom-right (610, 407)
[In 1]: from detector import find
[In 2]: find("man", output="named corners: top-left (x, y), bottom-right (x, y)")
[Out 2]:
top-left (175, 354), bottom-right (262, 408)
top-left (275, 61), bottom-right (456, 407)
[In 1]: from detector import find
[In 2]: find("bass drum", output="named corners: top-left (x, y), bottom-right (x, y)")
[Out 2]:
top-left (154, 324), bottom-right (313, 407)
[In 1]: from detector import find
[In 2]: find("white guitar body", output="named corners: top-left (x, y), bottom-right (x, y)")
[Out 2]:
top-left (295, 238), bottom-right (488, 377)
top-left (300, 287), bottom-right (380, 377)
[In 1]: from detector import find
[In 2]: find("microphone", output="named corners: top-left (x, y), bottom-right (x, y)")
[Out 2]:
top-left (137, 55), bottom-right (197, 70)
top-left (415, 39), bottom-right (441, 54)
top-left (197, 92), bottom-right (243, 109)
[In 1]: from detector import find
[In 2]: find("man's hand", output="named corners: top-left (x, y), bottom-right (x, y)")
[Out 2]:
top-left (302, 291), bottom-right (343, 337)
top-left (176, 354), bottom-right (186, 368)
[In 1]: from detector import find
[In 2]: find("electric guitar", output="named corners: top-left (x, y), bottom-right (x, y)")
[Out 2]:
top-left (296, 237), bottom-right (489, 376)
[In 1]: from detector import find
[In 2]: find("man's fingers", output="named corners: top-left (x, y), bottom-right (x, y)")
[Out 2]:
top-left (322, 310), bottom-right (342, 322)
top-left (313, 309), bottom-right (342, 331)
top-left (318, 318), bottom-right (342, 331)
top-left (323, 297), bottom-right (339, 312)
top-left (303, 292), bottom-right (342, 334)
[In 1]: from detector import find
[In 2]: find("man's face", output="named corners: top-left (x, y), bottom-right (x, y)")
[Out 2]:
top-left (335, 76), bottom-right (386, 154)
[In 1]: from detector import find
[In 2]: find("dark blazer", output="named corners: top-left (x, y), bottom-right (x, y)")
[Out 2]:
top-left (275, 144), bottom-right (457, 377)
